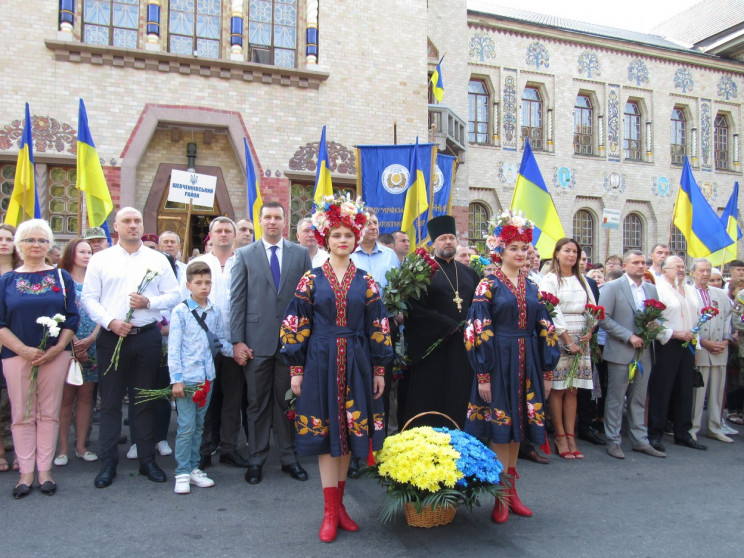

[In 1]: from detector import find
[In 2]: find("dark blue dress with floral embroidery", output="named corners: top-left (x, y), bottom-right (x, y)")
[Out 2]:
top-left (280, 260), bottom-right (393, 458)
top-left (463, 269), bottom-right (559, 445)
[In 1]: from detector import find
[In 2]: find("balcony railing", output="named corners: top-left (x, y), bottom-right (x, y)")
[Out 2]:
top-left (428, 104), bottom-right (466, 154)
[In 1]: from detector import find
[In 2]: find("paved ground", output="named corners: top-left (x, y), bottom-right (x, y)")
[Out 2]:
top-left (1, 412), bottom-right (742, 558)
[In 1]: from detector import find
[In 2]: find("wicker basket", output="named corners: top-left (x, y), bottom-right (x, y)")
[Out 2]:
top-left (404, 502), bottom-right (457, 528)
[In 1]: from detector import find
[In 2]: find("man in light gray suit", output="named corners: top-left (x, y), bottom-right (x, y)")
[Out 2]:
top-left (231, 201), bottom-right (312, 484)
top-left (598, 250), bottom-right (665, 459)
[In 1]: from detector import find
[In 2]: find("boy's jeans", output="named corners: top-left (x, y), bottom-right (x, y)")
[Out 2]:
top-left (175, 386), bottom-right (212, 475)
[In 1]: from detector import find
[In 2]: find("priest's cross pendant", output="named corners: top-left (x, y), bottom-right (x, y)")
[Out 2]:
top-left (453, 291), bottom-right (463, 312)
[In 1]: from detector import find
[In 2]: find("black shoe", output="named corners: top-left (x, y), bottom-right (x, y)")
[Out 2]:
top-left (199, 454), bottom-right (212, 470)
top-left (117, 435), bottom-right (128, 445)
top-left (520, 449), bottom-right (550, 464)
top-left (281, 462), bottom-right (308, 481)
top-left (94, 463), bottom-right (117, 488)
top-left (39, 481), bottom-right (57, 495)
top-left (674, 438), bottom-right (708, 450)
top-left (649, 439), bottom-right (666, 452)
top-left (347, 457), bottom-right (361, 479)
top-left (139, 461), bottom-right (167, 482)
top-left (219, 450), bottom-right (250, 468)
top-left (578, 428), bottom-right (607, 446)
top-left (12, 483), bottom-right (31, 499)
top-left (245, 465), bottom-right (262, 485)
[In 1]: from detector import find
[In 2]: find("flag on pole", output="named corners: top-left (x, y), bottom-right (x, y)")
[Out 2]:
top-left (673, 157), bottom-right (733, 258)
top-left (430, 56), bottom-right (444, 103)
top-left (77, 99), bottom-right (113, 242)
top-left (401, 137), bottom-right (429, 252)
top-left (244, 137), bottom-right (263, 240)
top-left (5, 103), bottom-right (40, 226)
top-left (510, 139), bottom-right (565, 255)
top-left (706, 181), bottom-right (741, 266)
top-left (313, 125), bottom-right (334, 205)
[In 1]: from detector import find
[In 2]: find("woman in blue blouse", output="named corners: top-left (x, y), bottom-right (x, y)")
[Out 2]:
top-left (0, 220), bottom-right (79, 498)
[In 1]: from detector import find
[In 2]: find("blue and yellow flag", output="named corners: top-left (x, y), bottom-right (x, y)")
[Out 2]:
top-left (313, 125), bottom-right (333, 205)
top-left (706, 181), bottom-right (740, 266)
top-left (673, 157), bottom-right (733, 258)
top-left (244, 137), bottom-right (263, 240)
top-left (77, 99), bottom-right (113, 241)
top-left (5, 103), bottom-right (41, 226)
top-left (510, 139), bottom-right (565, 255)
top-left (401, 137), bottom-right (429, 252)
top-left (430, 56), bottom-right (444, 103)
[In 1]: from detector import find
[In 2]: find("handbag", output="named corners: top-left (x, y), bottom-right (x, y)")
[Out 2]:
top-left (66, 355), bottom-right (83, 385)
top-left (692, 367), bottom-right (705, 388)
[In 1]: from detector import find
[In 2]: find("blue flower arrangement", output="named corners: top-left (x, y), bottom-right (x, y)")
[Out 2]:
top-left (434, 428), bottom-right (503, 487)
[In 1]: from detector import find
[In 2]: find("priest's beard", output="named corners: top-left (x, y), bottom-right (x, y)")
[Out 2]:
top-left (435, 246), bottom-right (456, 259)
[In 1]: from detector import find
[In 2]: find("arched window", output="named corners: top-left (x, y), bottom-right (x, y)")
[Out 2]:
top-left (248, 0), bottom-right (298, 68)
top-left (623, 101), bottom-right (642, 161)
top-left (572, 210), bottom-right (595, 263)
top-left (468, 80), bottom-right (489, 144)
top-left (574, 95), bottom-right (593, 155)
top-left (83, 0), bottom-right (139, 48)
top-left (669, 223), bottom-right (688, 259)
top-left (622, 213), bottom-right (643, 253)
top-left (670, 107), bottom-right (686, 165)
top-left (715, 113), bottom-right (729, 171)
top-left (468, 202), bottom-right (490, 245)
top-left (521, 87), bottom-right (543, 150)
top-left (169, 0), bottom-right (222, 59)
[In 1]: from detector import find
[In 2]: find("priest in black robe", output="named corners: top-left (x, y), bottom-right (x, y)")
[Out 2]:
top-left (403, 216), bottom-right (481, 429)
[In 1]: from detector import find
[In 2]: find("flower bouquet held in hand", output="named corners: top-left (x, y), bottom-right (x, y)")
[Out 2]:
top-left (629, 299), bottom-right (667, 381)
top-left (136, 380), bottom-right (211, 407)
top-left (538, 291), bottom-right (560, 318)
top-left (105, 269), bottom-right (159, 375)
top-left (284, 387), bottom-right (296, 421)
top-left (565, 304), bottom-right (605, 389)
top-left (26, 314), bottom-right (66, 420)
top-left (682, 306), bottom-right (719, 354)
top-left (383, 247), bottom-right (439, 317)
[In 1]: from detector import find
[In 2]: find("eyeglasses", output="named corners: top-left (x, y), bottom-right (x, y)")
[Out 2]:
top-left (20, 238), bottom-right (50, 245)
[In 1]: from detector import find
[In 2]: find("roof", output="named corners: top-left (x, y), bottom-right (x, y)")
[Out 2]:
top-left (651, 0), bottom-right (744, 48)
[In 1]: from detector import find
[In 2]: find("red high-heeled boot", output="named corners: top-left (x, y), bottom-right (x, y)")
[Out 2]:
top-left (337, 481), bottom-right (359, 532)
top-left (492, 480), bottom-right (510, 523)
top-left (319, 487), bottom-right (339, 543)
top-left (507, 467), bottom-right (532, 517)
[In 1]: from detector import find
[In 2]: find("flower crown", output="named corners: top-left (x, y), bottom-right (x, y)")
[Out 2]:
top-left (485, 210), bottom-right (534, 261)
top-left (311, 195), bottom-right (368, 248)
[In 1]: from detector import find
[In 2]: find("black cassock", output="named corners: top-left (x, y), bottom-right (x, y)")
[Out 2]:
top-left (403, 257), bottom-right (481, 429)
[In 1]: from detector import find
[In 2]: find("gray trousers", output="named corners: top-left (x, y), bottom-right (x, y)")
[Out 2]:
top-left (604, 354), bottom-right (652, 448)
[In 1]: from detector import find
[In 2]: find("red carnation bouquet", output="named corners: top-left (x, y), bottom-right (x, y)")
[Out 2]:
top-left (538, 291), bottom-right (560, 318)
top-left (629, 299), bottom-right (667, 381)
top-left (135, 379), bottom-right (211, 407)
top-left (383, 247), bottom-right (439, 316)
top-left (565, 303), bottom-right (605, 388)
top-left (682, 305), bottom-right (719, 353)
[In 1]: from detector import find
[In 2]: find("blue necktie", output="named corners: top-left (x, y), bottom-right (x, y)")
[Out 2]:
top-left (270, 245), bottom-right (280, 290)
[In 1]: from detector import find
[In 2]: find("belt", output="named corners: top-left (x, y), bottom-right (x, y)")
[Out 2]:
top-left (127, 322), bottom-right (158, 335)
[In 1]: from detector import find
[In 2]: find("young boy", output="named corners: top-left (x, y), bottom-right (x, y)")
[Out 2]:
top-left (168, 261), bottom-right (233, 494)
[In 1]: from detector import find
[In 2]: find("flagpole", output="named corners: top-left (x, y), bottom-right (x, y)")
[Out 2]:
top-left (77, 189), bottom-right (83, 236)
top-left (184, 198), bottom-right (193, 259)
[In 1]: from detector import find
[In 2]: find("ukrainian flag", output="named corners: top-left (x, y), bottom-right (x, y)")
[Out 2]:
top-left (77, 99), bottom-right (113, 240)
top-left (244, 137), bottom-right (263, 240)
top-left (401, 137), bottom-right (429, 252)
top-left (510, 139), bottom-right (565, 255)
top-left (5, 103), bottom-right (41, 226)
top-left (673, 157), bottom-right (733, 258)
top-left (706, 182), bottom-right (740, 266)
top-left (430, 56), bottom-right (444, 103)
top-left (313, 125), bottom-right (333, 205)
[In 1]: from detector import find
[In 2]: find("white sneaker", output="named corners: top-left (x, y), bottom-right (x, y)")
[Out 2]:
top-left (53, 454), bottom-right (68, 467)
top-left (126, 444), bottom-right (138, 459)
top-left (189, 468), bottom-right (215, 488)
top-left (174, 474), bottom-right (191, 494)
top-left (157, 440), bottom-right (173, 456)
top-left (722, 422), bottom-right (739, 436)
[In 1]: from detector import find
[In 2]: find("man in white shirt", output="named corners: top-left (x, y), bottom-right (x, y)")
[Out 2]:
top-left (82, 207), bottom-right (180, 488)
top-left (296, 217), bottom-right (329, 268)
top-left (158, 231), bottom-right (187, 281)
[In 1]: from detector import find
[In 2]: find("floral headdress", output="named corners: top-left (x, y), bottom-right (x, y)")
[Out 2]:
top-left (311, 195), bottom-right (368, 249)
top-left (485, 210), bottom-right (534, 262)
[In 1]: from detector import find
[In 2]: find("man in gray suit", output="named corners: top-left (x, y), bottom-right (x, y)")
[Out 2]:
top-left (598, 250), bottom-right (665, 459)
top-left (231, 201), bottom-right (312, 484)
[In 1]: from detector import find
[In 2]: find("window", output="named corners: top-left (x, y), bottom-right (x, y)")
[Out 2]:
top-left (48, 167), bottom-right (80, 237)
top-left (715, 113), bottom-right (729, 171)
top-left (468, 202), bottom-right (490, 246)
top-left (521, 87), bottom-right (543, 150)
top-left (289, 182), bottom-right (352, 241)
top-left (622, 213), bottom-right (643, 253)
top-left (169, 0), bottom-right (222, 59)
top-left (572, 210), bottom-right (595, 263)
top-left (669, 223), bottom-right (687, 259)
top-left (573, 95), bottom-right (593, 155)
top-left (83, 0), bottom-right (139, 48)
top-left (623, 101), bottom-right (642, 161)
top-left (248, 0), bottom-right (298, 68)
top-left (468, 80), bottom-right (489, 144)
top-left (0, 164), bottom-right (16, 218)
top-left (670, 107), bottom-right (686, 165)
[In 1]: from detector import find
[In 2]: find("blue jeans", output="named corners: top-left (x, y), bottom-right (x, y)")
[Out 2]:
top-left (175, 386), bottom-right (212, 475)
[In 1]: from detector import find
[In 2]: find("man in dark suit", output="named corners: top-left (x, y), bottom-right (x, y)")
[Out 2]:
top-left (231, 201), bottom-right (312, 484)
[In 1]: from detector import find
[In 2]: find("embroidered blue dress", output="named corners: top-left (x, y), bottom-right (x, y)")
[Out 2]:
top-left (463, 269), bottom-right (559, 445)
top-left (74, 281), bottom-right (98, 383)
top-left (280, 260), bottom-right (393, 458)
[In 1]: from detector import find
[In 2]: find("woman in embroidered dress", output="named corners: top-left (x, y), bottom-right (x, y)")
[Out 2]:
top-left (464, 211), bottom-right (559, 524)
top-left (538, 238), bottom-right (595, 460)
top-left (281, 196), bottom-right (392, 543)
top-left (0, 220), bottom-right (79, 498)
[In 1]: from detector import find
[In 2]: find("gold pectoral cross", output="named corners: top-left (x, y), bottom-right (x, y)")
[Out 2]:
top-left (453, 291), bottom-right (463, 312)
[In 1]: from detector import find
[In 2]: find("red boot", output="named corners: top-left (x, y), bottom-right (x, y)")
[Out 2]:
top-left (507, 467), bottom-right (532, 517)
top-left (492, 478), bottom-right (510, 523)
top-left (337, 481), bottom-right (359, 532)
top-left (319, 487), bottom-right (339, 543)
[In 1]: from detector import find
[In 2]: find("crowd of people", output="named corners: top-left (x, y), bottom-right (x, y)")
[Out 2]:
top-left (0, 202), bottom-right (742, 543)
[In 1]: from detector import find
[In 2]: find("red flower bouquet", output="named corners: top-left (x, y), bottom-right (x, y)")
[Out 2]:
top-left (682, 306), bottom-right (719, 353)
top-left (565, 304), bottom-right (605, 388)
top-left (629, 299), bottom-right (667, 381)
top-left (538, 291), bottom-right (560, 318)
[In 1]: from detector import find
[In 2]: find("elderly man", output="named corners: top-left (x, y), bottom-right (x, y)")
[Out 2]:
top-left (454, 244), bottom-right (471, 266)
top-left (234, 219), bottom-right (255, 249)
top-left (391, 230), bottom-right (410, 263)
top-left (84, 227), bottom-right (110, 253)
top-left (688, 258), bottom-right (733, 443)
top-left (296, 217), bottom-right (329, 267)
top-left (158, 231), bottom-right (187, 281)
